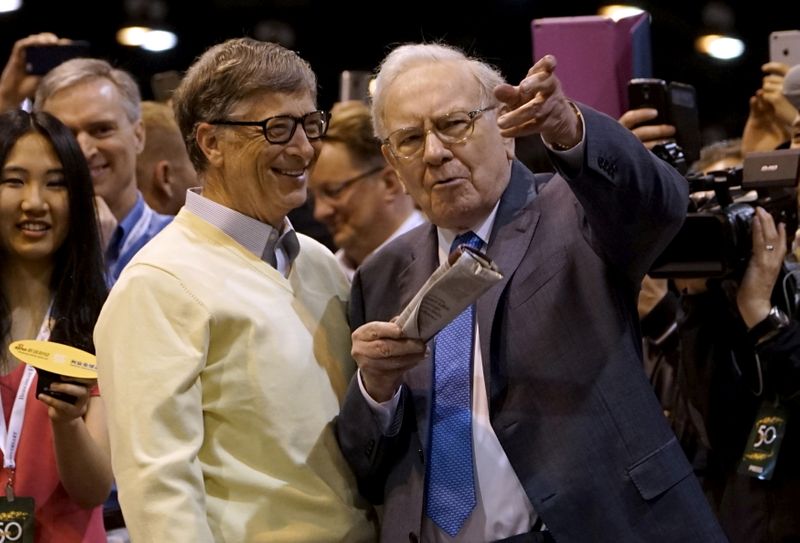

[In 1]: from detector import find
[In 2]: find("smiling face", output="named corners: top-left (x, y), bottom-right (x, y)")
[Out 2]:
top-left (41, 77), bottom-right (144, 220)
top-left (0, 132), bottom-right (69, 266)
top-left (381, 61), bottom-right (514, 231)
top-left (201, 91), bottom-right (321, 228)
top-left (310, 141), bottom-right (391, 262)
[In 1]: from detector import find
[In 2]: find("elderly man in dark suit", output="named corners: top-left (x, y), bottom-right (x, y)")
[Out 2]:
top-left (335, 43), bottom-right (727, 542)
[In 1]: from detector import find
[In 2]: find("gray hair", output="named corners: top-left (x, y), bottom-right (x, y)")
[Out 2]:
top-left (34, 58), bottom-right (141, 122)
top-left (370, 43), bottom-right (506, 139)
top-left (172, 37), bottom-right (318, 172)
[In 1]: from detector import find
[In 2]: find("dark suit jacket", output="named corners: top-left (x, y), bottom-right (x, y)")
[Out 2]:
top-left (336, 105), bottom-right (726, 542)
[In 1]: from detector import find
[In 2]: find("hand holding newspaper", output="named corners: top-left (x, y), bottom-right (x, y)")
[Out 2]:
top-left (395, 245), bottom-right (503, 341)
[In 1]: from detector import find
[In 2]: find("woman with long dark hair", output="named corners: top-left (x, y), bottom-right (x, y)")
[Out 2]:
top-left (0, 109), bottom-right (110, 542)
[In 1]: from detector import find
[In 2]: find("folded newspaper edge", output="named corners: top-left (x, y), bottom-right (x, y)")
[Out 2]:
top-left (395, 245), bottom-right (503, 341)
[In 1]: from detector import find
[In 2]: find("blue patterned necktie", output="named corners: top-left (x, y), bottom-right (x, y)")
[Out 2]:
top-left (425, 231), bottom-right (482, 536)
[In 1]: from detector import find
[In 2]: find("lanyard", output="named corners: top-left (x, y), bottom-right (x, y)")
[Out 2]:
top-left (0, 305), bottom-right (53, 498)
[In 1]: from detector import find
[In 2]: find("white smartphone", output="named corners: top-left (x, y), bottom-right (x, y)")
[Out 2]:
top-left (770, 30), bottom-right (800, 66)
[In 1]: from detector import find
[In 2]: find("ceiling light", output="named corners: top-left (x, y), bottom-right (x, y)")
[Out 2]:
top-left (598, 5), bottom-right (645, 21)
top-left (117, 26), bottom-right (177, 52)
top-left (0, 0), bottom-right (21, 12)
top-left (117, 26), bottom-right (151, 47)
top-left (696, 34), bottom-right (745, 60)
top-left (141, 30), bottom-right (177, 52)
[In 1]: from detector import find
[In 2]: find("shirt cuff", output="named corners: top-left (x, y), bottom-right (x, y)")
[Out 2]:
top-left (357, 368), bottom-right (401, 433)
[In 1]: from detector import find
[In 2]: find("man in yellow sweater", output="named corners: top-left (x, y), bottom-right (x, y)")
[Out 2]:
top-left (94, 38), bottom-right (377, 542)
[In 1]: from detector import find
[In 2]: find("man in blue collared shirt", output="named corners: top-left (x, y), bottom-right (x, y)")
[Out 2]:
top-left (32, 56), bottom-right (172, 284)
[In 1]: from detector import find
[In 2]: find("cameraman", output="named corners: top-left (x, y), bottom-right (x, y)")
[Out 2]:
top-left (623, 105), bottom-right (800, 541)
top-left (688, 209), bottom-right (799, 542)
top-left (642, 209), bottom-right (800, 543)
top-left (653, 215), bottom-right (798, 543)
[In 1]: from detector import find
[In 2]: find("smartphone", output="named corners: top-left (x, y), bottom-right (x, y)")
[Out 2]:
top-left (770, 30), bottom-right (800, 66)
top-left (627, 78), bottom-right (669, 124)
top-left (25, 41), bottom-right (91, 75)
top-left (35, 369), bottom-right (80, 404)
top-left (628, 78), bottom-right (701, 163)
top-left (151, 70), bottom-right (183, 102)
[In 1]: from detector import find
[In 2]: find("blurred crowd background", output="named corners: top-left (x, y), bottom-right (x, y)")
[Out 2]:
top-left (0, 0), bottom-right (793, 145)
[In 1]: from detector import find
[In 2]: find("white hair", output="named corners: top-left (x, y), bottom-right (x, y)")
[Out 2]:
top-left (370, 43), bottom-right (506, 139)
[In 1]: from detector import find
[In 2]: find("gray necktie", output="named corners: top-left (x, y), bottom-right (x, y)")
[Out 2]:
top-left (262, 229), bottom-right (299, 269)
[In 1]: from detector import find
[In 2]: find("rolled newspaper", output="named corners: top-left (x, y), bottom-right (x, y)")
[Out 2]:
top-left (395, 245), bottom-right (503, 341)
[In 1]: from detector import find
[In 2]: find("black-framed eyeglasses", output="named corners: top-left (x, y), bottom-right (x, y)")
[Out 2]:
top-left (312, 165), bottom-right (384, 202)
top-left (209, 110), bottom-right (330, 144)
top-left (383, 106), bottom-right (496, 159)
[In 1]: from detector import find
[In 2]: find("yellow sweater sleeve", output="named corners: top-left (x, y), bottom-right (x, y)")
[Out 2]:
top-left (96, 264), bottom-right (214, 543)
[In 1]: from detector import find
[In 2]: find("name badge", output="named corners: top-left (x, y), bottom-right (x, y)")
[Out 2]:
top-left (737, 400), bottom-right (789, 480)
top-left (0, 496), bottom-right (34, 543)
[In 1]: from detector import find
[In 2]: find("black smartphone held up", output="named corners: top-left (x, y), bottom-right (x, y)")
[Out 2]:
top-left (628, 78), bottom-right (701, 164)
top-left (627, 78), bottom-right (669, 124)
top-left (25, 41), bottom-right (91, 76)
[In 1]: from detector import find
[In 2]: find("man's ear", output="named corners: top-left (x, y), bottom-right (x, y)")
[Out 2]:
top-left (380, 166), bottom-right (405, 200)
top-left (195, 122), bottom-right (224, 169)
top-left (133, 119), bottom-right (146, 155)
top-left (153, 160), bottom-right (175, 200)
top-left (503, 135), bottom-right (516, 161)
top-left (494, 104), bottom-right (516, 160)
top-left (380, 144), bottom-right (410, 194)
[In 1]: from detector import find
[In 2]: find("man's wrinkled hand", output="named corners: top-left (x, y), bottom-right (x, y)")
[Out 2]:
top-left (494, 55), bottom-right (582, 147)
top-left (352, 321), bottom-right (426, 402)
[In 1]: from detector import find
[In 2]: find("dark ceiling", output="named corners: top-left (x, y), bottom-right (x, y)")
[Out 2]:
top-left (0, 0), bottom-right (793, 145)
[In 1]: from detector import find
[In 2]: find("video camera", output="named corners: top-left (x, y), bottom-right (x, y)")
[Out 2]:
top-left (649, 149), bottom-right (800, 279)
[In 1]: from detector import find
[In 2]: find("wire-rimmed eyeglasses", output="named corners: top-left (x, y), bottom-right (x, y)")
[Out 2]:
top-left (312, 165), bottom-right (384, 203)
top-left (383, 106), bottom-right (496, 159)
top-left (209, 110), bottom-right (330, 144)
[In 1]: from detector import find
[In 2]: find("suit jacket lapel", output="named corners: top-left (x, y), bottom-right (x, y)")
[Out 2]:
top-left (479, 161), bottom-right (541, 404)
top-left (404, 162), bottom-right (542, 443)
top-left (398, 225), bottom-right (439, 449)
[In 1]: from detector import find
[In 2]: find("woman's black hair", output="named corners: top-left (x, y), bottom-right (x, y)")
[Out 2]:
top-left (0, 109), bottom-right (107, 355)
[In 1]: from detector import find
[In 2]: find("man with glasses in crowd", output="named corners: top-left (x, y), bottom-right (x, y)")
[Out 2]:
top-left (95, 38), bottom-right (377, 542)
top-left (0, 34), bottom-right (174, 286)
top-left (310, 100), bottom-right (425, 280)
top-left (335, 43), bottom-right (726, 542)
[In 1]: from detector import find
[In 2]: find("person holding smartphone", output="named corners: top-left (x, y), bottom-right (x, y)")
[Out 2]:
top-left (0, 33), bottom-right (89, 112)
top-left (742, 61), bottom-right (799, 154)
top-left (0, 109), bottom-right (111, 542)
